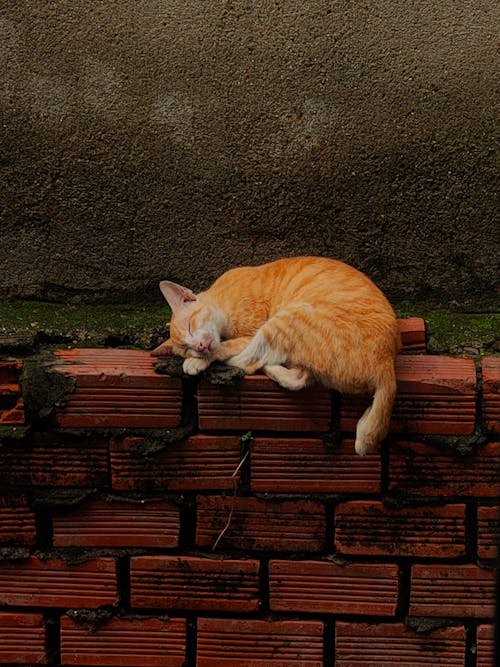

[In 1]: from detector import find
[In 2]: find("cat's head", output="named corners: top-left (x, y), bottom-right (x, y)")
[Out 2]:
top-left (152, 281), bottom-right (221, 358)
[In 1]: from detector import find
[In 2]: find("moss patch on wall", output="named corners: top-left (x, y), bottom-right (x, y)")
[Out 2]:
top-left (396, 303), bottom-right (500, 356)
top-left (0, 300), bottom-right (170, 349)
top-left (1, 300), bottom-right (499, 357)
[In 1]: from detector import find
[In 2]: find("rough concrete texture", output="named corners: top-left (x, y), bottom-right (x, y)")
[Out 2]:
top-left (0, 1), bottom-right (498, 306)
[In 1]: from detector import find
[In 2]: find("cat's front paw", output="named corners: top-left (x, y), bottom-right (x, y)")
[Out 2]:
top-left (183, 357), bottom-right (210, 375)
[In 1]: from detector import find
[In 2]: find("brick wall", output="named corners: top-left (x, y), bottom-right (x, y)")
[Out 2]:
top-left (0, 321), bottom-right (498, 666)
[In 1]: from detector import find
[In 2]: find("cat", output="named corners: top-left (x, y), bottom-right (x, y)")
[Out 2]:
top-left (152, 256), bottom-right (401, 455)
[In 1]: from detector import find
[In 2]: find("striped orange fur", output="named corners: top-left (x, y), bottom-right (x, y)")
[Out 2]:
top-left (152, 257), bottom-right (401, 454)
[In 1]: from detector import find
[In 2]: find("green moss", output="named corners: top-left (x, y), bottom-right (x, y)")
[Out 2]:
top-left (0, 300), bottom-right (171, 349)
top-left (396, 303), bottom-right (499, 356)
top-left (1, 299), bottom-right (498, 356)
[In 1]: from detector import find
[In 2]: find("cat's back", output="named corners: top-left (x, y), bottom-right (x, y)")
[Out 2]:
top-left (209, 256), bottom-right (345, 290)
top-left (275, 256), bottom-right (390, 304)
top-left (217, 256), bottom-right (386, 299)
top-left (205, 256), bottom-right (394, 316)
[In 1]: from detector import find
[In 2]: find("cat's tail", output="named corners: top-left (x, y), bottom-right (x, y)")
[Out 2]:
top-left (355, 362), bottom-right (397, 456)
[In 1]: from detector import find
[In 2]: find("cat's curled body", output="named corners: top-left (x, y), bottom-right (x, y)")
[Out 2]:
top-left (152, 256), bottom-right (401, 455)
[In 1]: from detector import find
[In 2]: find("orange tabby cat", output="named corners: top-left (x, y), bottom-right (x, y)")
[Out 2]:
top-left (152, 256), bottom-right (401, 455)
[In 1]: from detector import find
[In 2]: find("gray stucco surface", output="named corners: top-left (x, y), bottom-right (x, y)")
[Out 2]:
top-left (0, 1), bottom-right (498, 306)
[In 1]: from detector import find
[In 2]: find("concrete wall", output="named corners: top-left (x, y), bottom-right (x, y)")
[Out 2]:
top-left (0, 1), bottom-right (497, 306)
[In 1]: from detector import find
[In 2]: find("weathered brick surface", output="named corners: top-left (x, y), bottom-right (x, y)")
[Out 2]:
top-left (130, 556), bottom-right (260, 611)
top-left (53, 498), bottom-right (180, 548)
top-left (410, 564), bottom-right (496, 617)
top-left (269, 560), bottom-right (398, 615)
top-left (335, 622), bottom-right (466, 667)
top-left (0, 494), bottom-right (36, 546)
top-left (198, 374), bottom-right (332, 431)
top-left (0, 556), bottom-right (117, 607)
top-left (398, 316), bottom-right (426, 350)
top-left (54, 348), bottom-right (183, 428)
top-left (0, 344), bottom-right (497, 665)
top-left (476, 624), bottom-right (495, 667)
top-left (251, 438), bottom-right (381, 493)
top-left (482, 356), bottom-right (500, 434)
top-left (0, 612), bottom-right (46, 664)
top-left (0, 359), bottom-right (23, 385)
top-left (197, 618), bottom-right (324, 667)
top-left (196, 496), bottom-right (326, 552)
top-left (110, 434), bottom-right (242, 491)
top-left (335, 501), bottom-right (466, 557)
top-left (341, 355), bottom-right (476, 435)
top-left (477, 506), bottom-right (499, 559)
top-left (0, 360), bottom-right (24, 424)
top-left (60, 616), bottom-right (186, 667)
top-left (0, 432), bottom-right (109, 487)
top-left (389, 441), bottom-right (500, 497)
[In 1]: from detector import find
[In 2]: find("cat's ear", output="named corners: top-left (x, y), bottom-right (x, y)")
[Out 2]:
top-left (159, 280), bottom-right (197, 313)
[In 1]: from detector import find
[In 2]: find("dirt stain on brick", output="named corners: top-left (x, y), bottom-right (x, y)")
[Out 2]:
top-left (204, 363), bottom-right (246, 386)
top-left (405, 616), bottom-right (456, 633)
top-left (21, 353), bottom-right (76, 423)
top-left (31, 488), bottom-right (96, 509)
top-left (128, 421), bottom-right (196, 457)
top-left (66, 605), bottom-right (115, 632)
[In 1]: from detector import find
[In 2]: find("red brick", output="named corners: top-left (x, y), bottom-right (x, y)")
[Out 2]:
top-left (0, 495), bottom-right (36, 546)
top-left (54, 348), bottom-right (182, 428)
top-left (0, 359), bottom-right (23, 384)
top-left (335, 622), bottom-right (465, 667)
top-left (130, 556), bottom-right (259, 611)
top-left (0, 360), bottom-right (24, 425)
top-left (61, 616), bottom-right (186, 667)
top-left (0, 612), bottom-right (46, 664)
top-left (410, 564), bottom-right (496, 617)
top-left (198, 374), bottom-right (331, 432)
top-left (335, 501), bottom-right (466, 557)
top-left (0, 431), bottom-right (109, 487)
top-left (477, 506), bottom-right (499, 559)
top-left (110, 434), bottom-right (242, 491)
top-left (196, 496), bottom-right (325, 552)
top-left (477, 624), bottom-right (495, 667)
top-left (482, 356), bottom-right (500, 434)
top-left (0, 397), bottom-right (24, 425)
top-left (0, 556), bottom-right (117, 607)
top-left (341, 355), bottom-right (476, 436)
top-left (389, 441), bottom-right (500, 497)
top-left (398, 317), bottom-right (426, 350)
top-left (269, 560), bottom-right (398, 615)
top-left (197, 617), bottom-right (323, 667)
top-left (53, 498), bottom-right (180, 548)
top-left (251, 438), bottom-right (381, 493)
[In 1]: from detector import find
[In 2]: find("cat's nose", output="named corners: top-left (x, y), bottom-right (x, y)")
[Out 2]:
top-left (195, 340), bottom-right (209, 353)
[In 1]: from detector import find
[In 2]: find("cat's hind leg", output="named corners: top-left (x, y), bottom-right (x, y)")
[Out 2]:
top-left (226, 329), bottom-right (286, 374)
top-left (226, 308), bottom-right (304, 374)
top-left (263, 365), bottom-right (310, 391)
top-left (212, 336), bottom-right (253, 361)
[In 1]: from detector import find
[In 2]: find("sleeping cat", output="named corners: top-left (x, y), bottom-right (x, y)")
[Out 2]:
top-left (152, 256), bottom-right (401, 455)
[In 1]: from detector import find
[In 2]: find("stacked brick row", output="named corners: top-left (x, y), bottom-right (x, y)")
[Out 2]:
top-left (0, 320), bottom-right (498, 666)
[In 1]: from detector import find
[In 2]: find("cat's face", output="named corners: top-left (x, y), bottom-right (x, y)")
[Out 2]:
top-left (169, 301), bottom-right (221, 357)
top-left (157, 281), bottom-right (221, 358)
